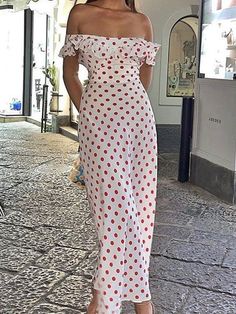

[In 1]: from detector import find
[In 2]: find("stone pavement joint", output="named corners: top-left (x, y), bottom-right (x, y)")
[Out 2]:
top-left (0, 122), bottom-right (236, 313)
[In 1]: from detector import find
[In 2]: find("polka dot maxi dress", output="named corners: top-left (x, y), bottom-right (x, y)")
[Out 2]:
top-left (59, 34), bottom-right (161, 313)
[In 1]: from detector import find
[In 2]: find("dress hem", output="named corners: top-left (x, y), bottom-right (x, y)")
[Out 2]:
top-left (93, 285), bottom-right (152, 304)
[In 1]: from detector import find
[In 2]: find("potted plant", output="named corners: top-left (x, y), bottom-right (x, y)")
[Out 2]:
top-left (43, 62), bottom-right (62, 112)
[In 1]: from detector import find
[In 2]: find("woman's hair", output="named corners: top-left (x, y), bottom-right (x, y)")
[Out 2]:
top-left (84, 0), bottom-right (137, 12)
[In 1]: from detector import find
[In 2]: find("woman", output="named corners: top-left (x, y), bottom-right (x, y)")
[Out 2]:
top-left (59, 1), bottom-right (160, 313)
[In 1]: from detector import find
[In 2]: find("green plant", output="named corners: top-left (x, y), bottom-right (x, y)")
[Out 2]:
top-left (43, 61), bottom-right (58, 91)
top-left (83, 79), bottom-right (89, 87)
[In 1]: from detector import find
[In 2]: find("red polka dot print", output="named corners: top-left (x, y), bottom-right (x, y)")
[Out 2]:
top-left (59, 34), bottom-right (160, 313)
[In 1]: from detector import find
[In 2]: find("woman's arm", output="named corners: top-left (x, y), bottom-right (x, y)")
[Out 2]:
top-left (62, 6), bottom-right (84, 112)
top-left (139, 15), bottom-right (155, 91)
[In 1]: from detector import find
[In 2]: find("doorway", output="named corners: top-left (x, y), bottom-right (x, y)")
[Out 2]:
top-left (0, 9), bottom-right (24, 115)
top-left (31, 12), bottom-right (54, 121)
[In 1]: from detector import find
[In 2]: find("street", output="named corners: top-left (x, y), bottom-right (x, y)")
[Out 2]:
top-left (0, 122), bottom-right (236, 313)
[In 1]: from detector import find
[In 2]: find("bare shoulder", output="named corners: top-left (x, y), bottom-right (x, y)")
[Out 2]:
top-left (69, 3), bottom-right (91, 16)
top-left (66, 3), bottom-right (94, 33)
top-left (68, 3), bottom-right (98, 22)
top-left (137, 12), bottom-right (153, 31)
top-left (136, 12), bottom-right (153, 40)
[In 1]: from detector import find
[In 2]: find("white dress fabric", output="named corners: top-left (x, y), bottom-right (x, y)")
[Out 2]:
top-left (59, 34), bottom-right (161, 314)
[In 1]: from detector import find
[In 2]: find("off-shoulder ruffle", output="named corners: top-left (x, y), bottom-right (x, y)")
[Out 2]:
top-left (145, 42), bottom-right (161, 66)
top-left (58, 34), bottom-right (161, 66)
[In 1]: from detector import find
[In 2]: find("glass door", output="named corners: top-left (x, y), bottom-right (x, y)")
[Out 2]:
top-left (31, 11), bottom-right (47, 120)
top-left (0, 9), bottom-right (24, 115)
top-left (31, 11), bottom-right (55, 121)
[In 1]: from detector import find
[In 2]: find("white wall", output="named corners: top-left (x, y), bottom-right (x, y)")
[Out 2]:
top-left (192, 78), bottom-right (236, 171)
top-left (140, 0), bottom-right (200, 125)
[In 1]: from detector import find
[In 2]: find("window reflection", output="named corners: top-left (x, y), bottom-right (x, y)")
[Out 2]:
top-left (167, 17), bottom-right (198, 97)
top-left (200, 0), bottom-right (236, 80)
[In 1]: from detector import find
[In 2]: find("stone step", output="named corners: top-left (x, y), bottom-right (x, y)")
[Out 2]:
top-left (59, 126), bottom-right (79, 142)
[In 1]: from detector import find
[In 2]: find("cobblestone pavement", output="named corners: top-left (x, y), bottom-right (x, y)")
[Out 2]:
top-left (1, 122), bottom-right (236, 314)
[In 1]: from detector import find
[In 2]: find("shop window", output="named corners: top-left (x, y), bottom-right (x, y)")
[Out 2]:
top-left (199, 0), bottom-right (236, 80)
top-left (167, 16), bottom-right (198, 97)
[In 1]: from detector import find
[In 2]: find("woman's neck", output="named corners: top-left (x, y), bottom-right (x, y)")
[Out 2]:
top-left (93, 0), bottom-right (129, 11)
